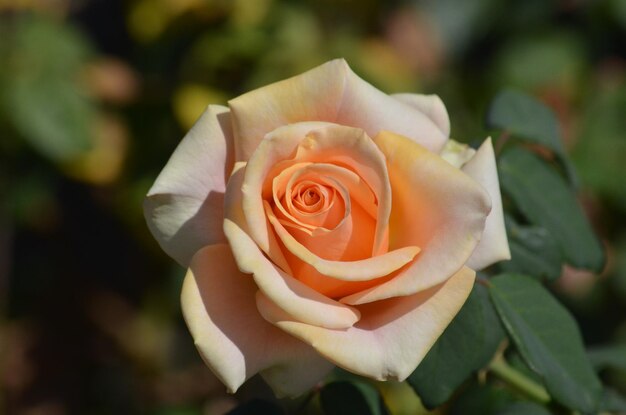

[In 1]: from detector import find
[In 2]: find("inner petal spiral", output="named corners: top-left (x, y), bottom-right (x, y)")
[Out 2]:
top-left (273, 164), bottom-right (350, 234)
top-left (300, 185), bottom-right (320, 206)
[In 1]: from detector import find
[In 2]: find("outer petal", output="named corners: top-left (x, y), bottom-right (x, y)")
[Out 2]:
top-left (461, 138), bottom-right (511, 269)
top-left (144, 105), bottom-right (234, 266)
top-left (392, 93), bottom-right (450, 137)
top-left (182, 244), bottom-right (333, 397)
top-left (224, 166), bottom-right (362, 329)
top-left (229, 59), bottom-right (447, 162)
top-left (257, 266), bottom-right (476, 381)
top-left (342, 131), bottom-right (491, 304)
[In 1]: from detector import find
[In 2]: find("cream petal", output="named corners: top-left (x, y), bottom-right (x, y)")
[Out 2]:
top-left (144, 105), bottom-right (234, 266)
top-left (461, 138), bottom-right (511, 270)
top-left (229, 59), bottom-right (447, 163)
top-left (227, 162), bottom-right (293, 274)
top-left (224, 167), bottom-right (361, 329)
top-left (439, 138), bottom-right (476, 168)
top-left (182, 244), bottom-right (333, 397)
top-left (342, 131), bottom-right (491, 304)
top-left (392, 93), bottom-right (450, 137)
top-left (257, 266), bottom-right (475, 381)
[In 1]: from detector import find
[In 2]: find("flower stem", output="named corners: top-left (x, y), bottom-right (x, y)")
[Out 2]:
top-left (488, 355), bottom-right (551, 404)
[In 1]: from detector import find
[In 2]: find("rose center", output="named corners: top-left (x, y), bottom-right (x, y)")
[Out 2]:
top-left (303, 188), bottom-right (320, 205)
top-left (291, 181), bottom-right (333, 215)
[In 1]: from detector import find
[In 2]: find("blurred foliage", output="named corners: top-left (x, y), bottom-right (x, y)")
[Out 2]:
top-left (1, 0), bottom-right (626, 414)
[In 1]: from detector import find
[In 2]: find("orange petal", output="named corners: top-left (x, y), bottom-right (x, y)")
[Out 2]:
top-left (341, 131), bottom-right (491, 304)
top-left (273, 164), bottom-right (351, 232)
top-left (257, 266), bottom-right (475, 381)
top-left (243, 123), bottom-right (392, 257)
top-left (266, 202), bottom-right (419, 282)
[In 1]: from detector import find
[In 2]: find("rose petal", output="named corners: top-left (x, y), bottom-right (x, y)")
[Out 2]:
top-left (243, 123), bottom-right (392, 257)
top-left (273, 163), bottom-right (351, 232)
top-left (182, 244), bottom-right (333, 397)
top-left (144, 105), bottom-right (234, 266)
top-left (278, 167), bottom-right (376, 260)
top-left (392, 93), bottom-right (450, 137)
top-left (224, 167), bottom-right (362, 329)
top-left (229, 59), bottom-right (447, 162)
top-left (278, 197), bottom-right (383, 298)
top-left (461, 138), bottom-right (511, 269)
top-left (341, 131), bottom-right (491, 304)
top-left (266, 202), bottom-right (420, 282)
top-left (257, 266), bottom-right (475, 381)
top-left (439, 138), bottom-right (476, 168)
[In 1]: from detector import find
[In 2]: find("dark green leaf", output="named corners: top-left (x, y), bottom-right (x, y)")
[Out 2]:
top-left (487, 89), bottom-right (563, 154)
top-left (489, 274), bottom-right (603, 412)
top-left (498, 147), bottom-right (604, 272)
top-left (494, 401), bottom-right (552, 415)
top-left (487, 89), bottom-right (577, 185)
top-left (500, 216), bottom-right (562, 281)
top-left (2, 16), bottom-right (96, 162)
top-left (506, 351), bottom-right (544, 385)
top-left (227, 399), bottom-right (284, 415)
top-left (599, 388), bottom-right (626, 413)
top-left (477, 283), bottom-right (508, 365)
top-left (587, 344), bottom-right (626, 372)
top-left (320, 381), bottom-right (384, 415)
top-left (450, 383), bottom-right (518, 415)
top-left (408, 284), bottom-right (504, 408)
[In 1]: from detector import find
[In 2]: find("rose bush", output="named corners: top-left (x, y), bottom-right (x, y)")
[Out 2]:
top-left (144, 59), bottom-right (510, 397)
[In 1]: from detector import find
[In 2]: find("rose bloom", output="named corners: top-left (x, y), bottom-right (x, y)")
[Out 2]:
top-left (144, 59), bottom-right (510, 397)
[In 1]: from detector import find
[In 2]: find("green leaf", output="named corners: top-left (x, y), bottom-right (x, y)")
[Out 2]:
top-left (599, 388), bottom-right (626, 413)
top-left (489, 274), bottom-right (603, 413)
top-left (487, 90), bottom-right (563, 154)
top-left (498, 147), bottom-right (604, 272)
top-left (506, 351), bottom-right (544, 386)
top-left (227, 399), bottom-right (284, 415)
top-left (450, 383), bottom-right (518, 415)
top-left (408, 284), bottom-right (504, 408)
top-left (500, 216), bottom-right (562, 281)
top-left (487, 89), bottom-right (577, 185)
top-left (494, 401), bottom-right (552, 415)
top-left (320, 381), bottom-right (384, 415)
top-left (1, 16), bottom-right (96, 162)
top-left (587, 344), bottom-right (626, 372)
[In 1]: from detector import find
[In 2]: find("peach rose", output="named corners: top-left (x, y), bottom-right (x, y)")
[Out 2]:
top-left (144, 59), bottom-right (510, 397)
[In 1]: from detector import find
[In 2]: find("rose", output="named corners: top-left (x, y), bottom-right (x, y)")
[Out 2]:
top-left (144, 59), bottom-right (510, 397)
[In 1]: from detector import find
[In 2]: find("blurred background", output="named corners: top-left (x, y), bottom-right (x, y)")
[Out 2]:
top-left (1, 0), bottom-right (626, 413)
